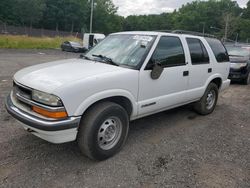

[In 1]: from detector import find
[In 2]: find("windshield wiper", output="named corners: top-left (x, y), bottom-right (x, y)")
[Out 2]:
top-left (92, 54), bottom-right (119, 66)
top-left (79, 54), bottom-right (91, 60)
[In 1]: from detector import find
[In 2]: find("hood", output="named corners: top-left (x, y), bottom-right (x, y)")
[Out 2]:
top-left (14, 58), bottom-right (128, 93)
top-left (229, 55), bottom-right (249, 63)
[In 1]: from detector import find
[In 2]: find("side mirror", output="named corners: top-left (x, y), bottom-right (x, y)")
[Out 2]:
top-left (151, 61), bottom-right (163, 80)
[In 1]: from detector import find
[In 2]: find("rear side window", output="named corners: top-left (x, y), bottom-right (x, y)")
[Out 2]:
top-left (186, 38), bottom-right (209, 65)
top-left (205, 38), bottom-right (229, 62)
top-left (150, 36), bottom-right (186, 67)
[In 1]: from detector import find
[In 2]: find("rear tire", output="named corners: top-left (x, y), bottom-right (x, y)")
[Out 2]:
top-left (77, 102), bottom-right (129, 161)
top-left (193, 83), bottom-right (219, 115)
top-left (243, 72), bottom-right (250, 85)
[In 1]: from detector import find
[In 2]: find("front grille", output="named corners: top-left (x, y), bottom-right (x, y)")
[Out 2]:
top-left (16, 96), bottom-right (31, 109)
top-left (13, 82), bottom-right (32, 100)
top-left (10, 82), bottom-right (33, 114)
top-left (230, 69), bottom-right (241, 73)
top-left (13, 82), bottom-right (33, 111)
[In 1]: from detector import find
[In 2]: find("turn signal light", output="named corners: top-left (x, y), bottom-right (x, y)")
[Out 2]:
top-left (32, 106), bottom-right (68, 119)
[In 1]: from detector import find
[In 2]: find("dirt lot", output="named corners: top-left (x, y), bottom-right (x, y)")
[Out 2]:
top-left (0, 49), bottom-right (249, 188)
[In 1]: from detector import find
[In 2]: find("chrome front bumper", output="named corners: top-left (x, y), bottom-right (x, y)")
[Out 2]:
top-left (5, 94), bottom-right (81, 132)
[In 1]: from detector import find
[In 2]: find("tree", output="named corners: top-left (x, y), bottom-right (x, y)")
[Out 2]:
top-left (243, 0), bottom-right (250, 19)
top-left (91, 0), bottom-right (121, 33)
top-left (0, 0), bottom-right (16, 25)
top-left (238, 18), bottom-right (250, 42)
top-left (64, 0), bottom-right (87, 32)
top-left (42, 0), bottom-right (66, 31)
top-left (0, 0), bottom-right (250, 42)
top-left (14, 0), bottom-right (45, 28)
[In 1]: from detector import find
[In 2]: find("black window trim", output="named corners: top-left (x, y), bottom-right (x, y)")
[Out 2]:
top-left (219, 42), bottom-right (230, 63)
top-left (145, 35), bottom-right (187, 70)
top-left (186, 37), bottom-right (210, 65)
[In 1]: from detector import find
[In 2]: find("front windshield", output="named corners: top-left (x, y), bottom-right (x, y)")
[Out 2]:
top-left (85, 34), bottom-right (156, 68)
top-left (226, 46), bottom-right (250, 57)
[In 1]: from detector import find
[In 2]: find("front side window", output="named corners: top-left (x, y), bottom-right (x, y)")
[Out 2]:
top-left (186, 38), bottom-right (209, 65)
top-left (150, 36), bottom-right (186, 67)
top-left (85, 34), bottom-right (156, 68)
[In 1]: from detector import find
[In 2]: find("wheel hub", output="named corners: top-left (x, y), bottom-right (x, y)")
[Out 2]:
top-left (206, 90), bottom-right (215, 109)
top-left (97, 117), bottom-right (122, 150)
top-left (104, 125), bottom-right (116, 141)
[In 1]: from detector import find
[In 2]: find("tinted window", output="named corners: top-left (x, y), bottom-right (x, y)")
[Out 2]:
top-left (205, 38), bottom-right (229, 62)
top-left (151, 36), bottom-right (186, 67)
top-left (187, 38), bottom-right (209, 65)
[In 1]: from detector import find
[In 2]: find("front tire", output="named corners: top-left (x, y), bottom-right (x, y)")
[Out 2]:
top-left (77, 102), bottom-right (129, 161)
top-left (193, 83), bottom-right (219, 115)
top-left (243, 72), bottom-right (250, 85)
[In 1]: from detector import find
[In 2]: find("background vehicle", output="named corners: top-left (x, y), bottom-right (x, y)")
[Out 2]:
top-left (226, 45), bottom-right (250, 84)
top-left (61, 41), bottom-right (85, 53)
top-left (61, 34), bottom-right (105, 53)
top-left (6, 31), bottom-right (230, 161)
top-left (83, 33), bottom-right (105, 50)
top-left (242, 45), bottom-right (250, 55)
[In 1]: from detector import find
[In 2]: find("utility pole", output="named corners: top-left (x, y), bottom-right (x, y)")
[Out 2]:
top-left (202, 22), bottom-right (205, 36)
top-left (224, 14), bottom-right (229, 42)
top-left (89, 0), bottom-right (94, 33)
top-left (235, 33), bottom-right (239, 44)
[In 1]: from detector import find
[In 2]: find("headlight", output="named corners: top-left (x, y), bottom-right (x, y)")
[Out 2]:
top-left (32, 90), bottom-right (63, 106)
top-left (230, 63), bottom-right (247, 69)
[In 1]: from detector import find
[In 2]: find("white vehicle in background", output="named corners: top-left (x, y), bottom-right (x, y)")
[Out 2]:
top-left (83, 33), bottom-right (105, 50)
top-left (6, 31), bottom-right (230, 161)
top-left (61, 33), bottom-right (105, 53)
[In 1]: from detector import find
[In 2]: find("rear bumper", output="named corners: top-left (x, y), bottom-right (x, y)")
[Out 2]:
top-left (221, 79), bottom-right (231, 91)
top-left (5, 94), bottom-right (81, 143)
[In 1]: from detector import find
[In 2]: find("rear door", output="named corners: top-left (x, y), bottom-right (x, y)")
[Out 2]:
top-left (185, 37), bottom-right (212, 99)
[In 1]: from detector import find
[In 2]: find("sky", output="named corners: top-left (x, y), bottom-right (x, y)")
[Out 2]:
top-left (112, 0), bottom-right (249, 17)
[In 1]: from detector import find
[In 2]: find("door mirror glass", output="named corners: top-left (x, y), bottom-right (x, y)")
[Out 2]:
top-left (151, 61), bottom-right (163, 80)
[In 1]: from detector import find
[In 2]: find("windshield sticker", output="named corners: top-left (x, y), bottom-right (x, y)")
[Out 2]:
top-left (140, 41), bottom-right (149, 47)
top-left (133, 35), bottom-right (153, 42)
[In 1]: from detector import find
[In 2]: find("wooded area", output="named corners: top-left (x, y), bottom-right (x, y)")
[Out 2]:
top-left (0, 0), bottom-right (250, 42)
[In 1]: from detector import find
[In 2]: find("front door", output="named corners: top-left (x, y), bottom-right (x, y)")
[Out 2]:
top-left (138, 35), bottom-right (189, 116)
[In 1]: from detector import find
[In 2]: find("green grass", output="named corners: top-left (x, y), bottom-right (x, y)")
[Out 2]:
top-left (0, 35), bottom-right (82, 49)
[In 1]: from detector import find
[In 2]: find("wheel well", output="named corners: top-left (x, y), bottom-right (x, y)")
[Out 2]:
top-left (210, 78), bottom-right (222, 89)
top-left (84, 96), bottom-right (133, 117)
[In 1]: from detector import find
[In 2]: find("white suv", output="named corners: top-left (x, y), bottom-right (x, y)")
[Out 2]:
top-left (5, 31), bottom-right (230, 160)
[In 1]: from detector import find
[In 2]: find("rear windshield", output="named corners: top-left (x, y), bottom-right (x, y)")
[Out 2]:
top-left (205, 38), bottom-right (229, 63)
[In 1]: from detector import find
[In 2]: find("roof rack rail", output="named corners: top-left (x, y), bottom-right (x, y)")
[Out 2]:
top-left (172, 30), bottom-right (216, 38)
top-left (155, 29), bottom-right (216, 38)
top-left (154, 30), bottom-right (173, 33)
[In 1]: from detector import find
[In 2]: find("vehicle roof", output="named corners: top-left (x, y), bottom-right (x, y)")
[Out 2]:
top-left (85, 33), bottom-right (105, 36)
top-left (112, 31), bottom-right (208, 40)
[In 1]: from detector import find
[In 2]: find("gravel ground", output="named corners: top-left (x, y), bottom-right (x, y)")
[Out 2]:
top-left (0, 49), bottom-right (249, 188)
